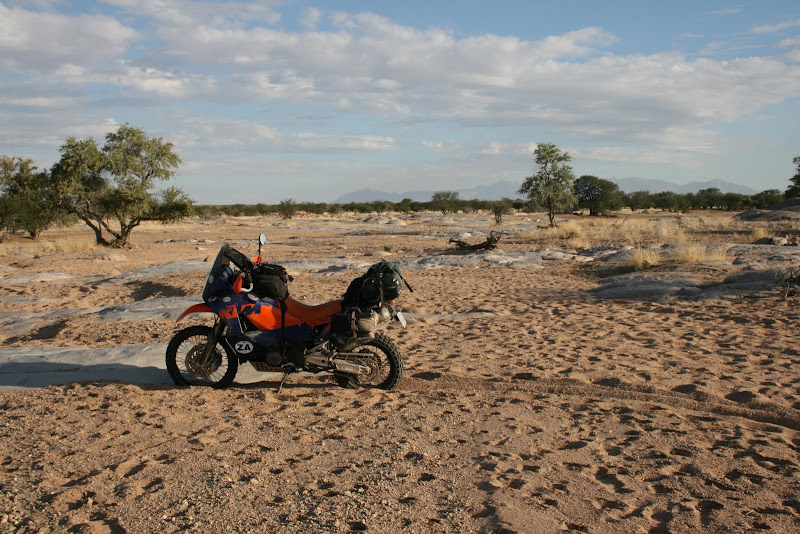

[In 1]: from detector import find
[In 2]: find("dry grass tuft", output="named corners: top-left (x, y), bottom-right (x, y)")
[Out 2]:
top-left (500, 212), bottom-right (758, 253)
top-left (566, 236), bottom-right (593, 250)
top-left (667, 243), bottom-right (730, 263)
top-left (630, 247), bottom-right (662, 270)
top-left (625, 242), bottom-right (731, 270)
top-left (750, 226), bottom-right (771, 242)
top-left (556, 220), bottom-right (583, 240)
top-left (0, 237), bottom-right (101, 257)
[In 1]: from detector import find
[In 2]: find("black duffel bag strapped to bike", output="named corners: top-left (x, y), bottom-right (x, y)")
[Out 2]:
top-left (251, 263), bottom-right (291, 300)
top-left (342, 261), bottom-right (412, 308)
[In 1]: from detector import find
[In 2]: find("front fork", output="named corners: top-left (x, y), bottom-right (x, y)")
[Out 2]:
top-left (200, 319), bottom-right (227, 364)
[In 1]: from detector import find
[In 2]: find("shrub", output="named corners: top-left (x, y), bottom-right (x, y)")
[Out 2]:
top-left (277, 198), bottom-right (298, 219)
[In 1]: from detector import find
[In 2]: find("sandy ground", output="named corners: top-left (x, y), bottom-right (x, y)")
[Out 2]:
top-left (1, 213), bottom-right (799, 533)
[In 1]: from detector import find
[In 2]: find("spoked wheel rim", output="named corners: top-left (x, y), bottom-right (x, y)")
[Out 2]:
top-left (174, 333), bottom-right (231, 386)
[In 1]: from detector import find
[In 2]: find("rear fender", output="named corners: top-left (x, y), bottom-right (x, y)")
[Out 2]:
top-left (176, 303), bottom-right (215, 322)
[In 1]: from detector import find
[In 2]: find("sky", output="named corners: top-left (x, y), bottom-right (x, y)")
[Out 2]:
top-left (1, 0), bottom-right (799, 204)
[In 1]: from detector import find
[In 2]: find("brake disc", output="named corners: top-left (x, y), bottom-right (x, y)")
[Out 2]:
top-left (185, 344), bottom-right (222, 378)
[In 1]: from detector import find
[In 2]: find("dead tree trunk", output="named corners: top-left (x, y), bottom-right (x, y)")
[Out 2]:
top-left (449, 231), bottom-right (504, 251)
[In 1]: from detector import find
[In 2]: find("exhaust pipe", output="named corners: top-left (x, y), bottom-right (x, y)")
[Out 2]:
top-left (333, 359), bottom-right (366, 375)
top-left (306, 356), bottom-right (369, 375)
top-left (305, 355), bottom-right (366, 375)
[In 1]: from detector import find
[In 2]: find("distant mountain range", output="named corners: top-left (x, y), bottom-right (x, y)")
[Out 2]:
top-left (335, 178), bottom-right (758, 203)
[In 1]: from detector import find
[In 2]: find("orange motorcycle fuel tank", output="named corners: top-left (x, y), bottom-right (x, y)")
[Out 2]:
top-left (208, 293), bottom-right (342, 361)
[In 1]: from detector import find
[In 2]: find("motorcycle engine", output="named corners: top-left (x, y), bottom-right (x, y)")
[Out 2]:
top-left (263, 350), bottom-right (283, 367)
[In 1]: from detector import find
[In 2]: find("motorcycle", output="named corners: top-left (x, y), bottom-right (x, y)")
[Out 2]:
top-left (166, 234), bottom-right (411, 391)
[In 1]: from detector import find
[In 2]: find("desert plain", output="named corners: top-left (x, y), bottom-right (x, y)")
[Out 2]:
top-left (0, 210), bottom-right (799, 533)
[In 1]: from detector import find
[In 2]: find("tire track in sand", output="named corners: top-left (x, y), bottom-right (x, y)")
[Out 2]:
top-left (401, 373), bottom-right (800, 431)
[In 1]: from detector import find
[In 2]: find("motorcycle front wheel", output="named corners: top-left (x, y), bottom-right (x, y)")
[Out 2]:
top-left (166, 325), bottom-right (238, 388)
top-left (334, 332), bottom-right (404, 391)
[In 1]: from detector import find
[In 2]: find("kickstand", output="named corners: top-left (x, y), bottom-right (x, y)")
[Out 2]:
top-left (277, 364), bottom-right (295, 394)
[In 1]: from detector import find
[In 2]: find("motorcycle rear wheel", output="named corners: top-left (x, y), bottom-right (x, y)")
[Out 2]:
top-left (166, 325), bottom-right (238, 388)
top-left (334, 332), bottom-right (404, 391)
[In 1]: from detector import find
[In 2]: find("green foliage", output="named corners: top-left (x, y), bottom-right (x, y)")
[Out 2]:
top-left (396, 198), bottom-right (413, 212)
top-left (518, 142), bottom-right (577, 227)
top-left (490, 198), bottom-right (514, 223)
top-left (651, 191), bottom-right (689, 212)
top-left (277, 198), bottom-right (298, 219)
top-left (785, 156), bottom-right (800, 198)
top-left (370, 200), bottom-right (393, 213)
top-left (573, 175), bottom-right (624, 216)
top-left (695, 188), bottom-right (724, 209)
top-left (51, 124), bottom-right (191, 247)
top-left (149, 187), bottom-right (195, 222)
top-left (191, 179), bottom-right (782, 218)
top-left (721, 192), bottom-right (752, 211)
top-left (0, 156), bottom-right (71, 238)
top-left (751, 189), bottom-right (784, 209)
top-left (626, 191), bottom-right (654, 210)
top-left (430, 191), bottom-right (459, 214)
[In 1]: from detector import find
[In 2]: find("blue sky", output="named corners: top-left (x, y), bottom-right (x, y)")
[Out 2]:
top-left (1, 1), bottom-right (799, 203)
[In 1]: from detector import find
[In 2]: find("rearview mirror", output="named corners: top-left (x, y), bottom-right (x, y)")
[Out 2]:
top-left (259, 233), bottom-right (267, 245)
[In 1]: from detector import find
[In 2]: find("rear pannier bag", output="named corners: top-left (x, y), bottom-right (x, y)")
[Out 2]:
top-left (331, 308), bottom-right (379, 348)
top-left (251, 264), bottom-right (290, 300)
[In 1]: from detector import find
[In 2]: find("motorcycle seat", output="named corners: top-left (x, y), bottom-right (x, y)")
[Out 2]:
top-left (284, 297), bottom-right (342, 326)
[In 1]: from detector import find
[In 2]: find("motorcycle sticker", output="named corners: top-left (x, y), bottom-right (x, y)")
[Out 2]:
top-left (234, 340), bottom-right (254, 354)
top-left (219, 305), bottom-right (238, 319)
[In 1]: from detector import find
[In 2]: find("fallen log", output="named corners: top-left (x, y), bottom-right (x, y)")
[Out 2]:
top-left (449, 230), bottom-right (504, 251)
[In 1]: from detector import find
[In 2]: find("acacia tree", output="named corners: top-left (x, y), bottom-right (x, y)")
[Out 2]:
top-left (51, 124), bottom-right (193, 247)
top-left (696, 187), bottom-right (724, 210)
top-left (0, 156), bottom-right (69, 238)
top-left (785, 156), bottom-right (800, 198)
top-left (573, 175), bottom-right (623, 216)
top-left (431, 191), bottom-right (459, 214)
top-left (518, 142), bottom-right (577, 227)
top-left (751, 189), bottom-right (784, 209)
top-left (626, 190), bottom-right (654, 210)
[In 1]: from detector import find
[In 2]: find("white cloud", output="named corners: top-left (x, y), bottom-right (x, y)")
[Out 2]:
top-left (166, 115), bottom-right (394, 154)
top-left (0, 95), bottom-right (75, 108)
top-left (0, 3), bottom-right (139, 72)
top-left (778, 36), bottom-right (800, 62)
top-left (133, 14), bottom-right (800, 151)
top-left (103, 0), bottom-right (281, 27)
top-left (574, 145), bottom-right (707, 169)
top-left (113, 64), bottom-right (214, 98)
top-left (3, 2), bottom-right (800, 195)
top-left (300, 7), bottom-right (322, 30)
top-left (479, 142), bottom-right (537, 156)
top-left (751, 18), bottom-right (800, 34)
top-left (705, 8), bottom-right (743, 16)
top-left (291, 133), bottom-right (395, 151)
top-left (48, 62), bottom-right (216, 99)
top-left (423, 140), bottom-right (461, 153)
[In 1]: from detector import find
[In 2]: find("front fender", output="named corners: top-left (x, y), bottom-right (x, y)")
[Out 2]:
top-left (176, 303), bottom-right (215, 322)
